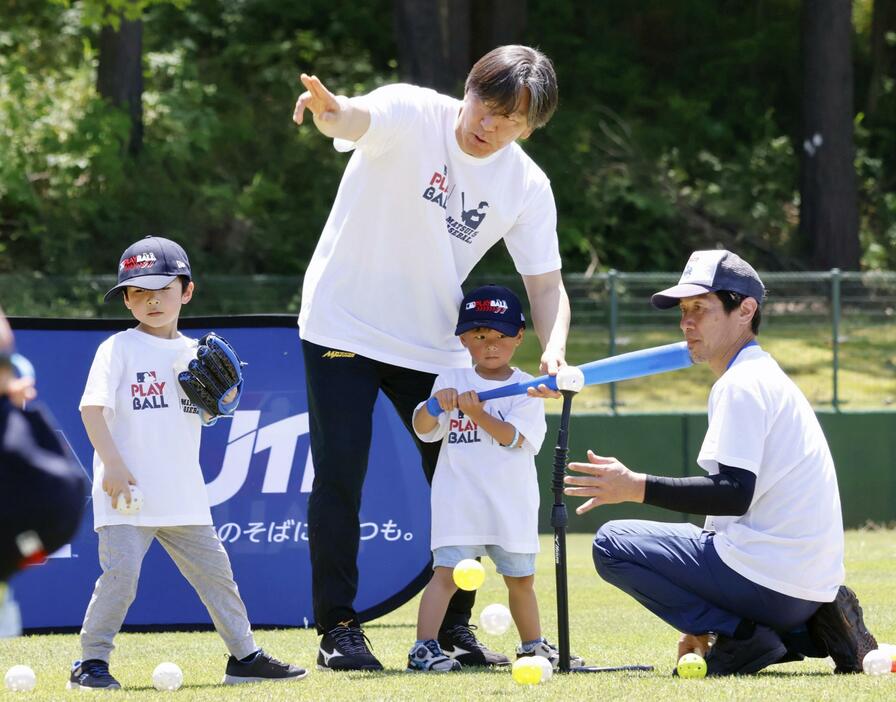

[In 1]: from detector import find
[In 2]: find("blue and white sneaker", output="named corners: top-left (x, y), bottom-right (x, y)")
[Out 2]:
top-left (67, 659), bottom-right (121, 690)
top-left (407, 639), bottom-right (462, 672)
top-left (516, 638), bottom-right (585, 670)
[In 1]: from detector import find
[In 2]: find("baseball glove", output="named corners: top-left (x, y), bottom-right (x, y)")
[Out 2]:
top-left (177, 332), bottom-right (246, 426)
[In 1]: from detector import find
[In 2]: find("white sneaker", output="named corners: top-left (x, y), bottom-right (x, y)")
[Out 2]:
top-left (516, 638), bottom-right (585, 670)
top-left (407, 640), bottom-right (462, 672)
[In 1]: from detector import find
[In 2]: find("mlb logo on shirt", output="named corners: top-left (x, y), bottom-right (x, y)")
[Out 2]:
top-left (131, 370), bottom-right (169, 411)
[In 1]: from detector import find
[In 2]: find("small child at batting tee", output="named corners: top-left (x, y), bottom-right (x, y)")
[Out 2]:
top-left (69, 236), bottom-right (305, 690)
top-left (409, 284), bottom-right (581, 672)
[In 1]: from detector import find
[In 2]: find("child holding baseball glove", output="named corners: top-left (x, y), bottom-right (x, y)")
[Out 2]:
top-left (70, 236), bottom-right (305, 690)
top-left (408, 284), bottom-right (582, 672)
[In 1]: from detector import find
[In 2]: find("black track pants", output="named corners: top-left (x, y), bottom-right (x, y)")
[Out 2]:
top-left (302, 340), bottom-right (475, 633)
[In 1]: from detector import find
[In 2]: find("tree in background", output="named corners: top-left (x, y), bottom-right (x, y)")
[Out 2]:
top-left (69, 1), bottom-right (189, 156)
top-left (866, 0), bottom-right (896, 118)
top-left (393, 0), bottom-right (527, 92)
top-left (799, 0), bottom-right (860, 269)
top-left (95, 6), bottom-right (144, 155)
top-left (3, 0), bottom-right (896, 281)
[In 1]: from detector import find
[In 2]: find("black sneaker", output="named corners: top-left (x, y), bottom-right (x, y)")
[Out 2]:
top-left (67, 659), bottom-right (121, 690)
top-left (222, 648), bottom-right (307, 684)
top-left (705, 625), bottom-right (787, 676)
top-left (317, 624), bottom-right (384, 671)
top-left (438, 624), bottom-right (510, 667)
top-left (807, 585), bottom-right (878, 674)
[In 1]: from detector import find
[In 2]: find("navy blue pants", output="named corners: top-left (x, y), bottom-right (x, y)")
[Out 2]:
top-left (593, 520), bottom-right (823, 652)
top-left (302, 340), bottom-right (474, 633)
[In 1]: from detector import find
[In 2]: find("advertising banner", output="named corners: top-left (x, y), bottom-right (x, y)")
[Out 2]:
top-left (9, 317), bottom-right (432, 630)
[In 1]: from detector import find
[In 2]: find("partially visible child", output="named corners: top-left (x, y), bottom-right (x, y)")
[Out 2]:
top-left (408, 284), bottom-right (581, 672)
top-left (1, 305), bottom-right (85, 590)
top-left (69, 236), bottom-right (306, 690)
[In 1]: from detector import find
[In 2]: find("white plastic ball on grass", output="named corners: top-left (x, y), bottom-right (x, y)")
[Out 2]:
top-left (152, 662), bottom-right (183, 691)
top-left (862, 649), bottom-right (892, 676)
top-left (479, 603), bottom-right (512, 635)
top-left (114, 485), bottom-right (144, 515)
top-left (4, 665), bottom-right (36, 692)
top-left (531, 655), bottom-right (554, 681)
top-left (877, 643), bottom-right (896, 672)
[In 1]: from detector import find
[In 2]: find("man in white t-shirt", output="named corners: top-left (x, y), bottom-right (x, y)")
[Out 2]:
top-left (564, 250), bottom-right (877, 676)
top-left (291, 45), bottom-right (570, 671)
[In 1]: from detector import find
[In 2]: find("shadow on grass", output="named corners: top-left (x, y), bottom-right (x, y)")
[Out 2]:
top-left (750, 670), bottom-right (839, 678)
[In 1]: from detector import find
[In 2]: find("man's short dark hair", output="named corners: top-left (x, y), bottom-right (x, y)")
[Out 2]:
top-left (716, 291), bottom-right (763, 334)
top-left (465, 45), bottom-right (558, 130)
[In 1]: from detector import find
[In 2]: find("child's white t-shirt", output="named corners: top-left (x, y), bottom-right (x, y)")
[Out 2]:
top-left (699, 345), bottom-right (844, 602)
top-left (299, 84), bottom-right (561, 374)
top-left (79, 328), bottom-right (213, 529)
top-left (414, 367), bottom-right (547, 554)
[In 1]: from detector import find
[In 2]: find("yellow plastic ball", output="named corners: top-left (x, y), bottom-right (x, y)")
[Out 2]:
top-left (452, 559), bottom-right (485, 591)
top-left (677, 652), bottom-right (707, 679)
top-left (512, 658), bottom-right (542, 685)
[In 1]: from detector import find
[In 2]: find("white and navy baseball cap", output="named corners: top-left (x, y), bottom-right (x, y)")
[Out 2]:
top-left (651, 250), bottom-right (765, 309)
top-left (455, 284), bottom-right (526, 337)
top-left (104, 236), bottom-right (192, 302)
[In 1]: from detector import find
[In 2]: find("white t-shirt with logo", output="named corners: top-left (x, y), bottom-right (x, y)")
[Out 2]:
top-left (79, 328), bottom-right (213, 529)
top-left (699, 345), bottom-right (844, 602)
top-left (299, 84), bottom-right (561, 373)
top-left (414, 367), bottom-right (547, 553)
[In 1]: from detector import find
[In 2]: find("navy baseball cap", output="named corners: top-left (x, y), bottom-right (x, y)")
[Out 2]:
top-left (651, 250), bottom-right (765, 309)
top-left (455, 284), bottom-right (526, 337)
top-left (104, 236), bottom-right (192, 302)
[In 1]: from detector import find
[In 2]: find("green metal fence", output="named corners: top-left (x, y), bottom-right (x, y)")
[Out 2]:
top-left (3, 269), bottom-right (895, 410)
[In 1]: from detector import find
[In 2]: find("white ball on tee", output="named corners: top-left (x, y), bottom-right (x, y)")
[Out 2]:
top-left (554, 365), bottom-right (584, 392)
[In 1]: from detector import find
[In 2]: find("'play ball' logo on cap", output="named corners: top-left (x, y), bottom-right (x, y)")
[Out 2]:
top-left (455, 284), bottom-right (525, 337)
top-left (104, 236), bottom-right (193, 302)
top-left (120, 252), bottom-right (158, 272)
top-left (466, 298), bottom-right (509, 314)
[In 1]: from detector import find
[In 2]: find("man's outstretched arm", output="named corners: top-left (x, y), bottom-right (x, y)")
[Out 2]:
top-left (292, 73), bottom-right (370, 142)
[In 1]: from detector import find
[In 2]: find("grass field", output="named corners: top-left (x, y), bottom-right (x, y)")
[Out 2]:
top-left (2, 530), bottom-right (894, 700)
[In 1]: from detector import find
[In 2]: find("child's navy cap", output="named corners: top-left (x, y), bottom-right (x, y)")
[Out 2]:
top-left (104, 236), bottom-right (192, 302)
top-left (651, 250), bottom-right (765, 309)
top-left (455, 284), bottom-right (526, 337)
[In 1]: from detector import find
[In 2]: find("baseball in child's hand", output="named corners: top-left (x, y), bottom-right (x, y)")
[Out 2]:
top-left (114, 485), bottom-right (144, 515)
